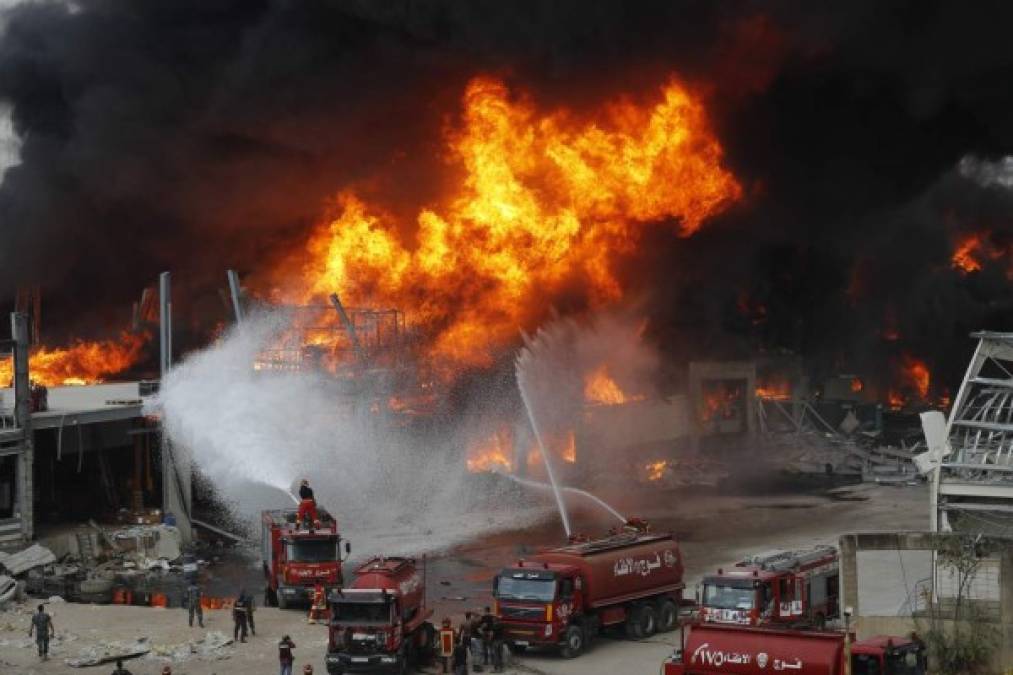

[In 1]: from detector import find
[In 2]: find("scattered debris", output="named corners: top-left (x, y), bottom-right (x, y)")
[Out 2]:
top-left (148, 630), bottom-right (234, 662)
top-left (66, 638), bottom-right (151, 667)
top-left (0, 544), bottom-right (57, 576)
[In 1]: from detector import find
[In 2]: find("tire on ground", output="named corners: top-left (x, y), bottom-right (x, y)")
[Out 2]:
top-left (560, 624), bottom-right (585, 659)
top-left (625, 605), bottom-right (645, 640)
top-left (638, 603), bottom-right (658, 637)
top-left (657, 599), bottom-right (678, 633)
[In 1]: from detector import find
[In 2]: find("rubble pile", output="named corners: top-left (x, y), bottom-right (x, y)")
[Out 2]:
top-left (0, 521), bottom-right (193, 607)
top-left (148, 630), bottom-right (235, 663)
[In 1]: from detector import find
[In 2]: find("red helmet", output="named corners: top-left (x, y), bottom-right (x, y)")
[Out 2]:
top-left (161, 666), bottom-right (172, 675)
top-left (303, 666), bottom-right (314, 674)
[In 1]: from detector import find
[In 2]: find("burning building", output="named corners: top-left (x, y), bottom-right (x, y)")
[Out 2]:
top-left (0, 4), bottom-right (1012, 542)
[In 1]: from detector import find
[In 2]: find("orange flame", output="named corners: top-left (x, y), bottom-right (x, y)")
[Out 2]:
top-left (267, 75), bottom-right (740, 368)
top-left (561, 430), bottom-right (576, 463)
top-left (584, 364), bottom-right (639, 405)
top-left (466, 430), bottom-right (513, 473)
top-left (952, 233), bottom-right (984, 273)
top-left (644, 460), bottom-right (668, 481)
top-left (888, 354), bottom-right (930, 409)
top-left (0, 332), bottom-right (148, 387)
top-left (755, 382), bottom-right (790, 400)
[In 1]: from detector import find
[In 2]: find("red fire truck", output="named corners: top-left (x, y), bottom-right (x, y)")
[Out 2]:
top-left (325, 557), bottom-right (435, 674)
top-left (262, 508), bottom-right (349, 609)
top-left (493, 525), bottom-right (684, 658)
top-left (700, 546), bottom-right (839, 628)
top-left (664, 623), bottom-right (926, 675)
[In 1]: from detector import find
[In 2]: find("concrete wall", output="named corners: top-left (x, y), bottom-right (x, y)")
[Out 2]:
top-left (841, 532), bottom-right (1013, 671)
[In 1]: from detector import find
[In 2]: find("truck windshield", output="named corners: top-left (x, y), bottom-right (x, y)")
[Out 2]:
top-left (703, 581), bottom-right (755, 610)
top-left (852, 654), bottom-right (881, 675)
top-left (497, 577), bottom-right (556, 602)
top-left (333, 601), bottom-right (392, 625)
top-left (883, 647), bottom-right (925, 675)
top-left (287, 539), bottom-right (337, 562)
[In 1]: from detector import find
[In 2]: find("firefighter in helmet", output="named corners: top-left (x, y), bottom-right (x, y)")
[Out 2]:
top-left (296, 479), bottom-right (318, 527)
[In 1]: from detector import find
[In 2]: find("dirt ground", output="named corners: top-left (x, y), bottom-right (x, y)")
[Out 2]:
top-left (0, 482), bottom-right (929, 675)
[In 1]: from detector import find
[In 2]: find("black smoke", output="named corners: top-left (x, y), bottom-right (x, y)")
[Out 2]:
top-left (0, 0), bottom-right (1012, 391)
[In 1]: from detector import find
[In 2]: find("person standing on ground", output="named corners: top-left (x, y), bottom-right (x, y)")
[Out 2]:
top-left (467, 610), bottom-right (484, 672)
top-left (308, 582), bottom-right (327, 624)
top-left (437, 617), bottom-right (455, 674)
top-left (109, 658), bottom-right (132, 675)
top-left (452, 632), bottom-right (469, 675)
top-left (244, 589), bottom-right (256, 636)
top-left (27, 604), bottom-right (54, 660)
top-left (278, 635), bottom-right (296, 675)
top-left (185, 582), bottom-right (204, 628)
top-left (490, 617), bottom-right (505, 673)
top-left (479, 606), bottom-right (495, 667)
top-left (233, 590), bottom-right (249, 642)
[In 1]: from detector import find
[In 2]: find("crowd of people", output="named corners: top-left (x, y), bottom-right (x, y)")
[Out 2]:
top-left (438, 607), bottom-right (507, 674)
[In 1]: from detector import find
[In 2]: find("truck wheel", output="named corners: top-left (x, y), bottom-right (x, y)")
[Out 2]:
top-left (560, 625), bottom-right (584, 659)
top-left (624, 608), bottom-right (644, 640)
top-left (638, 604), bottom-right (658, 637)
top-left (657, 599), bottom-right (678, 633)
top-left (416, 622), bottom-right (435, 665)
top-left (277, 593), bottom-right (290, 610)
top-left (507, 643), bottom-right (527, 655)
top-left (265, 586), bottom-right (278, 607)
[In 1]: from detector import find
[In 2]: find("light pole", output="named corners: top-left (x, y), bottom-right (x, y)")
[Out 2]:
top-left (843, 606), bottom-right (853, 675)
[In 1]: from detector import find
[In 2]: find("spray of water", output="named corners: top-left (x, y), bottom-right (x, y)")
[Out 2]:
top-left (494, 470), bottom-right (626, 524)
top-left (149, 309), bottom-right (549, 556)
top-left (516, 349), bottom-right (572, 536)
top-left (514, 321), bottom-right (631, 530)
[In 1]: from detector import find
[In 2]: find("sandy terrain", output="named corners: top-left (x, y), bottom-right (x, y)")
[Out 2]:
top-left (0, 483), bottom-right (929, 675)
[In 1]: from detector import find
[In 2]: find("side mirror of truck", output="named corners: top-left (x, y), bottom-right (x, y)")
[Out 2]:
top-left (492, 577), bottom-right (499, 597)
top-left (345, 542), bottom-right (351, 555)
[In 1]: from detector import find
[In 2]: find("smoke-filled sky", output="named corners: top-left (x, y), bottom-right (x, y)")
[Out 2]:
top-left (2, 1), bottom-right (1013, 391)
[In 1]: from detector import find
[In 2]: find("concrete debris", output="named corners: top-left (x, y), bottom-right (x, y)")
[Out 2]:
top-left (148, 630), bottom-right (234, 662)
top-left (65, 638), bottom-right (150, 667)
top-left (0, 544), bottom-right (57, 576)
top-left (0, 575), bottom-right (15, 606)
top-left (112, 524), bottom-right (182, 562)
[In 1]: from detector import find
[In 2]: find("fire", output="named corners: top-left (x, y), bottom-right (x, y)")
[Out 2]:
top-left (903, 356), bottom-right (930, 399)
top-left (561, 431), bottom-right (576, 463)
top-left (0, 332), bottom-right (148, 387)
top-left (701, 385), bottom-right (742, 422)
top-left (584, 364), bottom-right (639, 405)
top-left (466, 430), bottom-right (513, 473)
top-left (850, 377), bottom-right (864, 393)
top-left (888, 354), bottom-right (930, 409)
top-left (644, 460), bottom-right (668, 481)
top-left (952, 233), bottom-right (984, 273)
top-left (268, 75), bottom-right (740, 368)
top-left (951, 232), bottom-right (1008, 275)
top-left (755, 382), bottom-right (790, 400)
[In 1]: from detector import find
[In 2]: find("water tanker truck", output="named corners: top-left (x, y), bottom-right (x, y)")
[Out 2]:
top-left (493, 526), bottom-right (684, 658)
top-left (325, 556), bottom-right (435, 674)
top-left (262, 508), bottom-right (350, 608)
top-left (664, 623), bottom-right (926, 675)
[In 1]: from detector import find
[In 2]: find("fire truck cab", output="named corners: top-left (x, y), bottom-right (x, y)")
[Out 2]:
top-left (700, 546), bottom-right (839, 628)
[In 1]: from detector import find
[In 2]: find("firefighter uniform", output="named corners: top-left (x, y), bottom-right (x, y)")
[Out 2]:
top-left (307, 584), bottom-right (328, 624)
top-left (438, 619), bottom-right (455, 674)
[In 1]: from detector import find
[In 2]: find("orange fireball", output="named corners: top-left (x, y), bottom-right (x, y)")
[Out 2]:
top-left (0, 331), bottom-right (148, 387)
top-left (266, 75), bottom-right (741, 369)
